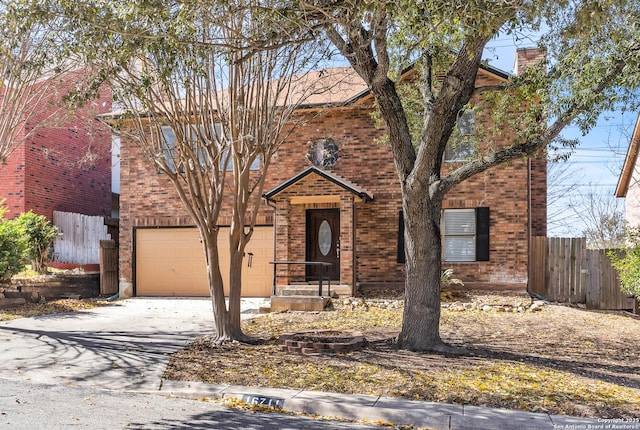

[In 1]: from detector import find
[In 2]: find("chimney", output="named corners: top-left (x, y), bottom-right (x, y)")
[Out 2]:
top-left (514, 47), bottom-right (546, 76)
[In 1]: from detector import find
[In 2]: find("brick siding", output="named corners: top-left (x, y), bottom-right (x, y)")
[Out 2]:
top-left (118, 65), bottom-right (547, 295)
top-left (0, 73), bottom-right (113, 221)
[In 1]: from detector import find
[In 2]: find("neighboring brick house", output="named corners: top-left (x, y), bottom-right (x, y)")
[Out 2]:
top-left (0, 76), bottom-right (113, 221)
top-left (113, 48), bottom-right (547, 298)
top-left (615, 113), bottom-right (640, 224)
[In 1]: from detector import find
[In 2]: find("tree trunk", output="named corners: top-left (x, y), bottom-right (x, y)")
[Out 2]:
top-left (396, 190), bottom-right (446, 351)
top-left (227, 227), bottom-right (246, 339)
top-left (201, 229), bottom-right (245, 342)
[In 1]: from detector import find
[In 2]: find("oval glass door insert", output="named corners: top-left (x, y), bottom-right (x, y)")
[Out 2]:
top-left (318, 220), bottom-right (332, 256)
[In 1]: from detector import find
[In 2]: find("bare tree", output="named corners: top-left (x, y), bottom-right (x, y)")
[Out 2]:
top-left (82, 1), bottom-right (328, 341)
top-left (0, 0), bottom-right (70, 161)
top-left (548, 161), bottom-right (625, 246)
top-left (547, 160), bottom-right (584, 235)
top-left (570, 185), bottom-right (624, 249)
top-left (548, 123), bottom-right (630, 239)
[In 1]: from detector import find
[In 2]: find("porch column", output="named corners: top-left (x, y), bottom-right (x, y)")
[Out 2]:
top-left (274, 199), bottom-right (291, 286)
top-left (339, 195), bottom-right (355, 294)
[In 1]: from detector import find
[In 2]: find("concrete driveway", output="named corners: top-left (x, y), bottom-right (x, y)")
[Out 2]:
top-left (0, 298), bottom-right (269, 392)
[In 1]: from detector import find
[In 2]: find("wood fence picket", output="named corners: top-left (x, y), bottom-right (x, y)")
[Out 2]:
top-left (529, 237), bottom-right (634, 311)
top-left (53, 211), bottom-right (112, 264)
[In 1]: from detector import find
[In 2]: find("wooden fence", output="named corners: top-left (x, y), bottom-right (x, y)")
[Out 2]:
top-left (53, 211), bottom-right (113, 264)
top-left (99, 240), bottom-right (118, 296)
top-left (529, 237), bottom-right (635, 310)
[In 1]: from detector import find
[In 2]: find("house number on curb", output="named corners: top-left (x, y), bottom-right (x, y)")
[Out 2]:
top-left (241, 394), bottom-right (285, 408)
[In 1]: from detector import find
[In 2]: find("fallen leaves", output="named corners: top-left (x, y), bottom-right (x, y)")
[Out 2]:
top-left (0, 298), bottom-right (112, 321)
top-left (165, 294), bottom-right (640, 419)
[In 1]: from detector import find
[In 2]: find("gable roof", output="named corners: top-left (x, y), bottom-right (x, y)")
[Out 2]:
top-left (98, 61), bottom-right (513, 121)
top-left (263, 166), bottom-right (373, 201)
top-left (615, 114), bottom-right (640, 198)
top-left (290, 67), bottom-right (370, 107)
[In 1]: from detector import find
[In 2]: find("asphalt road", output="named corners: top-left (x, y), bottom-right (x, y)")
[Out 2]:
top-left (0, 378), bottom-right (383, 430)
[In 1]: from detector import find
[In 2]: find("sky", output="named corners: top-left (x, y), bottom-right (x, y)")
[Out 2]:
top-left (483, 37), bottom-right (632, 238)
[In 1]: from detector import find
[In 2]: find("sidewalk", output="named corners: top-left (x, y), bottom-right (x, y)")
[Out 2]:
top-left (157, 380), bottom-right (626, 430)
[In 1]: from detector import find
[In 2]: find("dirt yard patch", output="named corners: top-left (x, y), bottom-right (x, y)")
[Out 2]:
top-left (164, 292), bottom-right (640, 419)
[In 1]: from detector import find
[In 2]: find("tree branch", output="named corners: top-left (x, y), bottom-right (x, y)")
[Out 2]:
top-left (438, 51), bottom-right (636, 196)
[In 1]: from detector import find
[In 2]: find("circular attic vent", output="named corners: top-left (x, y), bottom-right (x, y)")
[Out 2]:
top-left (308, 138), bottom-right (339, 168)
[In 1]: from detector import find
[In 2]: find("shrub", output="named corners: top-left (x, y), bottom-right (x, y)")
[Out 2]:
top-left (441, 268), bottom-right (464, 288)
top-left (609, 227), bottom-right (640, 297)
top-left (0, 201), bottom-right (27, 280)
top-left (14, 211), bottom-right (59, 275)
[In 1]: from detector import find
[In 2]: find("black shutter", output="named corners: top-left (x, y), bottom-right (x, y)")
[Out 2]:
top-left (397, 211), bottom-right (405, 263)
top-left (476, 207), bottom-right (490, 261)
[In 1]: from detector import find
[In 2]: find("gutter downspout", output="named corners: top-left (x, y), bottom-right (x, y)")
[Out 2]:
top-left (264, 196), bottom-right (277, 297)
top-left (352, 195), bottom-right (369, 296)
top-left (527, 158), bottom-right (546, 303)
top-left (527, 158), bottom-right (532, 300)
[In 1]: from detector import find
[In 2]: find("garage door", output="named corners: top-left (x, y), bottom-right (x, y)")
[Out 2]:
top-left (135, 227), bottom-right (273, 297)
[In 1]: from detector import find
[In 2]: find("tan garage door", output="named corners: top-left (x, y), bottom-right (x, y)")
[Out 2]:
top-left (136, 227), bottom-right (273, 297)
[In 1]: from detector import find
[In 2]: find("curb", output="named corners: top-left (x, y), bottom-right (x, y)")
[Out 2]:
top-left (154, 380), bottom-right (613, 430)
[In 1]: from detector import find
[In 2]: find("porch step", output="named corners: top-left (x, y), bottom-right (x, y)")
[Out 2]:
top-left (270, 296), bottom-right (331, 312)
top-left (275, 284), bottom-right (352, 297)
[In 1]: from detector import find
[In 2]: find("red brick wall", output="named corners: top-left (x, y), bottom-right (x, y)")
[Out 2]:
top-left (0, 141), bottom-right (26, 217)
top-left (117, 133), bottom-right (274, 290)
top-left (267, 108), bottom-right (405, 289)
top-left (442, 165), bottom-right (531, 289)
top-left (118, 69), bottom-right (544, 294)
top-left (514, 47), bottom-right (545, 75)
top-left (530, 157), bottom-right (548, 237)
top-left (0, 75), bottom-right (112, 221)
top-left (515, 47), bottom-right (548, 239)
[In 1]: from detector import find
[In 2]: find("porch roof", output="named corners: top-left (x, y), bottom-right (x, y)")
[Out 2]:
top-left (263, 166), bottom-right (373, 202)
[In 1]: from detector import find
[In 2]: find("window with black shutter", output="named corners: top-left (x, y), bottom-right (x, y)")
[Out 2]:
top-left (397, 207), bottom-right (489, 263)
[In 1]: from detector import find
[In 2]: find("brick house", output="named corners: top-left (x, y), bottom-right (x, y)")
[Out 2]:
top-left (113, 48), bottom-right (547, 298)
top-left (0, 74), bottom-right (113, 222)
top-left (615, 113), bottom-right (640, 224)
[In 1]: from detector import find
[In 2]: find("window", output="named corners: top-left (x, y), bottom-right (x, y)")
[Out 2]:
top-left (444, 110), bottom-right (476, 162)
top-left (161, 126), bottom-right (177, 172)
top-left (442, 208), bottom-right (490, 262)
top-left (457, 110), bottom-right (476, 135)
top-left (160, 124), bottom-right (260, 172)
top-left (443, 209), bottom-right (476, 262)
top-left (220, 147), bottom-right (261, 172)
top-left (397, 207), bottom-right (489, 264)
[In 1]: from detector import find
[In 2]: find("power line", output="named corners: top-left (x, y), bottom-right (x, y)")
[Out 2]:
top-left (549, 184), bottom-right (617, 187)
top-left (564, 149), bottom-right (625, 152)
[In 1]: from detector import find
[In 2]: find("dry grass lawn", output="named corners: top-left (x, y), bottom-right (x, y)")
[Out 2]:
top-left (164, 292), bottom-right (640, 419)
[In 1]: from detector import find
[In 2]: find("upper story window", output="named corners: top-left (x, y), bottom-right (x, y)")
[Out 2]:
top-left (161, 124), bottom-right (260, 172)
top-left (161, 125), bottom-right (178, 172)
top-left (444, 110), bottom-right (476, 162)
top-left (308, 138), bottom-right (339, 168)
top-left (457, 110), bottom-right (476, 136)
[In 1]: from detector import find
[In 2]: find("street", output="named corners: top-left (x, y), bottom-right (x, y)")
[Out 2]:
top-left (0, 378), bottom-right (382, 430)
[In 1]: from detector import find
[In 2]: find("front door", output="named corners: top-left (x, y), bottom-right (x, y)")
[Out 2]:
top-left (306, 209), bottom-right (340, 281)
